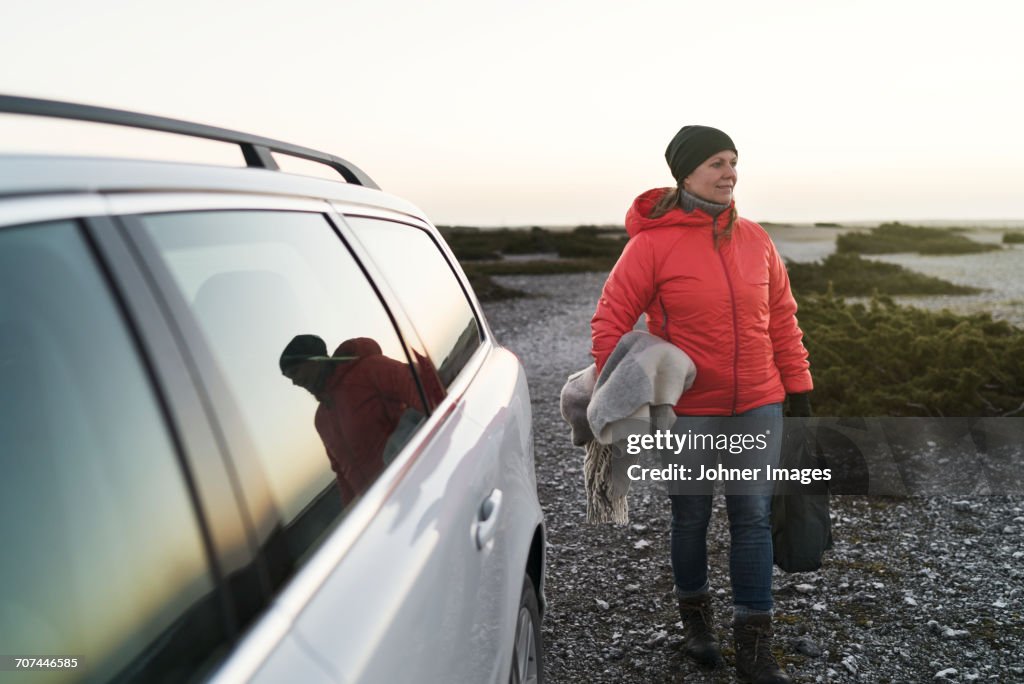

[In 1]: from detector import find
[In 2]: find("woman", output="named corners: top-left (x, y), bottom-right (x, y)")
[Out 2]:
top-left (591, 125), bottom-right (812, 683)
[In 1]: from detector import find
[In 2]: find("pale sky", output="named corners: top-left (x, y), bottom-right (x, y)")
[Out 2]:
top-left (2, 0), bottom-right (1023, 226)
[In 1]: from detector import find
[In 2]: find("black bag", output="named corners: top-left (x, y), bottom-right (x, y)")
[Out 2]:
top-left (771, 420), bottom-right (833, 572)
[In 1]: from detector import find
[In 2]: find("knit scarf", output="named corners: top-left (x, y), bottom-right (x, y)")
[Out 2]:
top-left (679, 188), bottom-right (730, 218)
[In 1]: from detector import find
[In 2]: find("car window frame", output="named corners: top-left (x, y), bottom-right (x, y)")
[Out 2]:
top-left (330, 208), bottom-right (488, 395)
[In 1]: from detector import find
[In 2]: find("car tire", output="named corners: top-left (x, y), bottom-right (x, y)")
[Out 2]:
top-left (509, 574), bottom-right (544, 684)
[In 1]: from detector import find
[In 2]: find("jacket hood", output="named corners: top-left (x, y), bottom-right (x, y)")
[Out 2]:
top-left (332, 336), bottom-right (382, 359)
top-left (624, 188), bottom-right (735, 238)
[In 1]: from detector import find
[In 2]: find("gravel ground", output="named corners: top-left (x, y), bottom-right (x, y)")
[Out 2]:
top-left (481, 272), bottom-right (1024, 683)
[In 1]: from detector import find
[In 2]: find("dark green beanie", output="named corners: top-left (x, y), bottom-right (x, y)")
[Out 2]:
top-left (279, 334), bottom-right (327, 373)
top-left (665, 125), bottom-right (737, 185)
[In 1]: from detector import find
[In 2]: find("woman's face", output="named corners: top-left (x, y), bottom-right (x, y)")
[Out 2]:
top-left (285, 359), bottom-right (328, 395)
top-left (682, 150), bottom-right (738, 205)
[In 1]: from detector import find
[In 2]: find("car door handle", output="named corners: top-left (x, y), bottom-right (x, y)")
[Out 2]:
top-left (475, 489), bottom-right (503, 550)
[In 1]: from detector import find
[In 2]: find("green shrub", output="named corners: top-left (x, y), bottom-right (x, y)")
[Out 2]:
top-left (798, 292), bottom-right (1024, 417)
top-left (573, 224), bottom-right (627, 235)
top-left (441, 228), bottom-right (523, 260)
top-left (437, 225), bottom-right (481, 234)
top-left (554, 234), bottom-right (628, 259)
top-left (501, 227), bottom-right (557, 255)
top-left (450, 245), bottom-right (502, 261)
top-left (787, 253), bottom-right (982, 296)
top-left (836, 222), bottom-right (1001, 255)
top-left (1002, 232), bottom-right (1024, 244)
top-left (464, 272), bottom-right (529, 301)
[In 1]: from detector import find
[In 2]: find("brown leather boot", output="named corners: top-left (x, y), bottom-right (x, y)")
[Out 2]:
top-left (677, 594), bottom-right (722, 668)
top-left (733, 613), bottom-right (792, 683)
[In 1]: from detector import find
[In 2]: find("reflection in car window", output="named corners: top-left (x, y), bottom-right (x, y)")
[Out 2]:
top-left (138, 211), bottom-right (426, 582)
top-left (347, 218), bottom-right (481, 387)
top-left (0, 221), bottom-right (226, 682)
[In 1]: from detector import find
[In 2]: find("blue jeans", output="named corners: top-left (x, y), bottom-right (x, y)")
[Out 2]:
top-left (668, 402), bottom-right (782, 611)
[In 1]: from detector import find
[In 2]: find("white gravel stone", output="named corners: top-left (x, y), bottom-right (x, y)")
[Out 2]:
top-left (644, 630), bottom-right (668, 647)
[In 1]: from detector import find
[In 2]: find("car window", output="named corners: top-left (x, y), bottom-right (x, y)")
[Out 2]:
top-left (346, 217), bottom-right (482, 387)
top-left (0, 221), bottom-right (227, 682)
top-left (136, 211), bottom-right (427, 582)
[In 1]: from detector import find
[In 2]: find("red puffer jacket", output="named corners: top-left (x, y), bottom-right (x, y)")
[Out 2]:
top-left (315, 337), bottom-right (424, 502)
top-left (591, 188), bottom-right (812, 416)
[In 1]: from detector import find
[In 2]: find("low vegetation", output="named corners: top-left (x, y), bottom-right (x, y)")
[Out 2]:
top-left (798, 292), bottom-right (1024, 417)
top-left (448, 225), bottom-right (983, 302)
top-left (836, 222), bottom-right (1001, 255)
top-left (463, 272), bottom-right (530, 301)
top-left (1002, 231), bottom-right (1024, 244)
top-left (786, 253), bottom-right (981, 296)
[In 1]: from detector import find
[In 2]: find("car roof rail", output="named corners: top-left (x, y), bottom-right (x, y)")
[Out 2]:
top-left (0, 94), bottom-right (380, 189)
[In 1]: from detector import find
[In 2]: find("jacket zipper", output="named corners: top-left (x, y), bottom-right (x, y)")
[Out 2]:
top-left (660, 297), bottom-right (672, 344)
top-left (714, 215), bottom-right (740, 415)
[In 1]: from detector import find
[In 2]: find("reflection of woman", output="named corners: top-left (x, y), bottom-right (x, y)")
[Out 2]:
top-left (280, 335), bottom-right (424, 503)
top-left (591, 126), bottom-right (812, 683)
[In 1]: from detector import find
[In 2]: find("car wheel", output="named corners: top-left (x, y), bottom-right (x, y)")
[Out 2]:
top-left (509, 574), bottom-right (544, 684)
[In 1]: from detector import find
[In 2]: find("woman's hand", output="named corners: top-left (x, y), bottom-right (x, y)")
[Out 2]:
top-left (786, 392), bottom-right (812, 417)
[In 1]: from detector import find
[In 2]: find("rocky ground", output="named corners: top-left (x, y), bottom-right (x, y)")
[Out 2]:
top-left (481, 272), bottom-right (1024, 683)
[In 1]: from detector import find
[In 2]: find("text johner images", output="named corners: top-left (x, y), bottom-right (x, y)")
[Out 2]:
top-left (624, 429), bottom-right (831, 485)
top-left (627, 463), bottom-right (832, 485)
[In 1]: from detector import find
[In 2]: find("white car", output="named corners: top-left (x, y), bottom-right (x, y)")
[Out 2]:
top-left (0, 95), bottom-right (544, 683)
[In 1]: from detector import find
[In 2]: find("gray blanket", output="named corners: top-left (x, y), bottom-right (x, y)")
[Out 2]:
top-left (560, 331), bottom-right (696, 524)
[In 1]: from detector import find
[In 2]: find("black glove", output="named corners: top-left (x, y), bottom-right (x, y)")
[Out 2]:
top-left (786, 393), bottom-right (812, 417)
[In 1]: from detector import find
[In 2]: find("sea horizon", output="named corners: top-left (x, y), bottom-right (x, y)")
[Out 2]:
top-left (441, 219), bottom-right (1024, 232)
